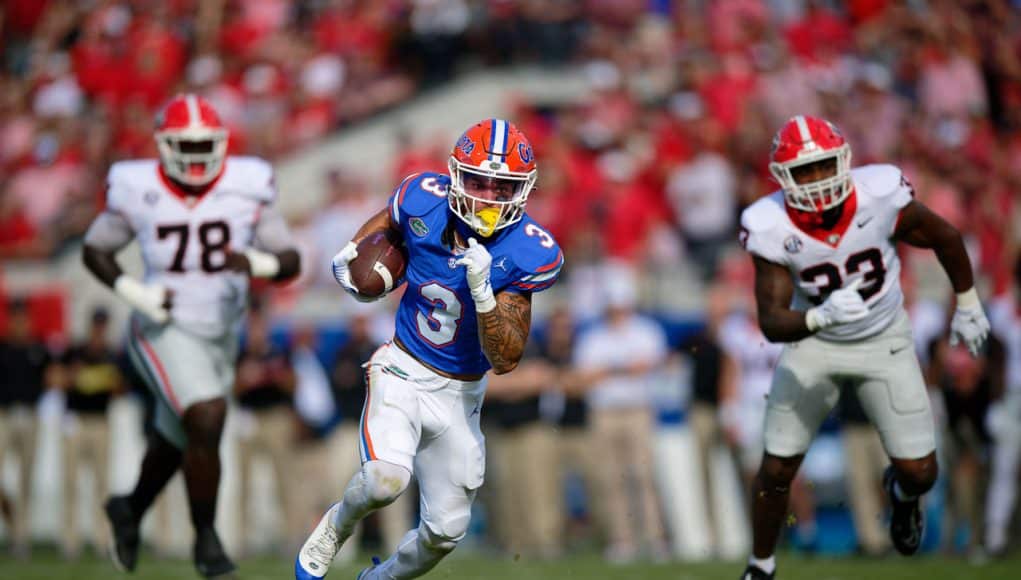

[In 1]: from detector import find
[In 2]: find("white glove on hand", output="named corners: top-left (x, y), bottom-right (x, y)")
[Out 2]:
top-left (242, 247), bottom-right (280, 278)
top-left (454, 237), bottom-right (496, 313)
top-left (114, 275), bottom-right (170, 324)
top-left (331, 241), bottom-right (376, 303)
top-left (949, 288), bottom-right (990, 357)
top-left (805, 279), bottom-right (868, 331)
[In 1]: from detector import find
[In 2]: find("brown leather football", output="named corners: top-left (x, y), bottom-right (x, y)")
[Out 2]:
top-left (349, 229), bottom-right (407, 298)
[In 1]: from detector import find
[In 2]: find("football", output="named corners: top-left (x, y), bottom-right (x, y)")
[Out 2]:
top-left (349, 229), bottom-right (408, 298)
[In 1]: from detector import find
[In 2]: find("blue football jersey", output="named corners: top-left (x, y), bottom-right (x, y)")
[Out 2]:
top-left (387, 172), bottom-right (564, 375)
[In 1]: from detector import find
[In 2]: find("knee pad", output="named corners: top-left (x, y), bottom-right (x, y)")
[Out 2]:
top-left (419, 522), bottom-right (461, 554)
top-left (363, 461), bottom-right (411, 507)
top-left (420, 497), bottom-right (471, 551)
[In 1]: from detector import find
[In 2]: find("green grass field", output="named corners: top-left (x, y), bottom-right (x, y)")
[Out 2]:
top-left (2, 550), bottom-right (1019, 580)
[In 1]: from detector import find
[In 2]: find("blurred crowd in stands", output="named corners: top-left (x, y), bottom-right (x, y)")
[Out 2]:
top-left (4, 0), bottom-right (1021, 288)
top-left (3, 0), bottom-right (1021, 564)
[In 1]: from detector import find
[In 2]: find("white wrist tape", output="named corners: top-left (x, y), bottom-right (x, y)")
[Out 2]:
top-left (244, 248), bottom-right (281, 278)
top-left (114, 275), bottom-right (154, 305)
top-left (805, 307), bottom-right (824, 332)
top-left (114, 275), bottom-right (168, 323)
top-left (956, 287), bottom-right (981, 310)
top-left (472, 285), bottom-right (497, 314)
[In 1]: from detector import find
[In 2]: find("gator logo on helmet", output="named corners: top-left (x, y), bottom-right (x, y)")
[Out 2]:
top-left (457, 133), bottom-right (475, 156)
top-left (518, 143), bottom-right (533, 165)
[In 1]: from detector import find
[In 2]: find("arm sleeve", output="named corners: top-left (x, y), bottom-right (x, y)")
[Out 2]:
top-left (388, 173), bottom-right (434, 227)
top-left (252, 206), bottom-right (295, 253)
top-left (739, 216), bottom-right (786, 265)
top-left (891, 170), bottom-right (915, 209)
top-left (889, 169), bottom-right (915, 235)
top-left (83, 211), bottom-right (135, 252)
top-left (508, 248), bottom-right (564, 294)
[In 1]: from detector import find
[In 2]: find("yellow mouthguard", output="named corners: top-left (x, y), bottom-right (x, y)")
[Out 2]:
top-left (474, 207), bottom-right (501, 237)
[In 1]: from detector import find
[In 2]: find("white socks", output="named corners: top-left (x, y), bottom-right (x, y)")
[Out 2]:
top-left (749, 555), bottom-right (776, 574)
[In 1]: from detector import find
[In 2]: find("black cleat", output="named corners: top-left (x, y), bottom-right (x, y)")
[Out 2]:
top-left (884, 466), bottom-right (924, 555)
top-left (194, 528), bottom-right (237, 579)
top-left (105, 495), bottom-right (141, 572)
top-left (740, 564), bottom-right (775, 579)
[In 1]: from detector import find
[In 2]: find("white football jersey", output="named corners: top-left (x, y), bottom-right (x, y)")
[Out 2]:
top-left (105, 157), bottom-right (276, 338)
top-left (740, 164), bottom-right (914, 342)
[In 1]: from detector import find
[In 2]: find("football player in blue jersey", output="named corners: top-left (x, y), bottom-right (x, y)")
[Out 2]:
top-left (295, 119), bottom-right (564, 580)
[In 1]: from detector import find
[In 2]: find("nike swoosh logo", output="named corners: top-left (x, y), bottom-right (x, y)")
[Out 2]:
top-left (857, 216), bottom-right (874, 228)
top-left (890, 345), bottom-right (909, 355)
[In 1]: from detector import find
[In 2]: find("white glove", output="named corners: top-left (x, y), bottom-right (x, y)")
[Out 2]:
top-left (331, 241), bottom-right (376, 303)
top-left (805, 279), bottom-right (868, 331)
top-left (949, 288), bottom-right (990, 357)
top-left (454, 237), bottom-right (496, 313)
top-left (242, 247), bottom-right (280, 278)
top-left (114, 275), bottom-right (170, 324)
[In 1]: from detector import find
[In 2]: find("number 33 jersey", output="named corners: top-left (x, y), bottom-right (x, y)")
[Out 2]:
top-left (103, 157), bottom-right (277, 338)
top-left (388, 172), bottom-right (564, 376)
top-left (740, 164), bottom-right (914, 342)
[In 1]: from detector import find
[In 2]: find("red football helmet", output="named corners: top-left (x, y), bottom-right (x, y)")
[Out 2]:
top-left (448, 119), bottom-right (537, 237)
top-left (769, 115), bottom-right (852, 212)
top-left (154, 94), bottom-right (228, 187)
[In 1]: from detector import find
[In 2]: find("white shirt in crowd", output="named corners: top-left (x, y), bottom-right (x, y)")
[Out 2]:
top-left (666, 151), bottom-right (737, 240)
top-left (574, 313), bottom-right (669, 410)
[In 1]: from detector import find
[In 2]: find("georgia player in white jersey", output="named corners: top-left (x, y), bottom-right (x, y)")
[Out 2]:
top-left (737, 115), bottom-right (990, 580)
top-left (82, 94), bottom-right (300, 579)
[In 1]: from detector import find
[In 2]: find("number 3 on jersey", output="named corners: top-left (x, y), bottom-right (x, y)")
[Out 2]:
top-left (416, 282), bottom-right (463, 347)
top-left (800, 248), bottom-right (886, 304)
top-left (525, 223), bottom-right (554, 248)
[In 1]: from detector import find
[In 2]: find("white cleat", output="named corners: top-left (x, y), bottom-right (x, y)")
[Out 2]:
top-left (295, 503), bottom-right (342, 580)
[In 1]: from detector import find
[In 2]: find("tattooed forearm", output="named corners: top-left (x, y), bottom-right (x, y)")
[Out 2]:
top-left (477, 291), bottom-right (532, 374)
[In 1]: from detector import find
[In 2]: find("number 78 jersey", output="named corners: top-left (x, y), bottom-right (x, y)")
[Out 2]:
top-left (105, 157), bottom-right (276, 338)
top-left (739, 164), bottom-right (913, 342)
top-left (388, 172), bottom-right (564, 376)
